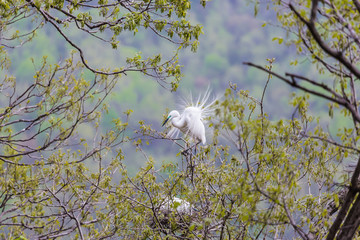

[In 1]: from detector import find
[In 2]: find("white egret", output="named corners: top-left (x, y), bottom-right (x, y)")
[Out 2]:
top-left (159, 197), bottom-right (193, 215)
top-left (162, 89), bottom-right (217, 145)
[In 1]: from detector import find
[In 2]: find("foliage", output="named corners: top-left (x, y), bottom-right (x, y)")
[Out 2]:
top-left (0, 0), bottom-right (207, 238)
top-left (245, 0), bottom-right (360, 238)
top-left (1, 0), bottom-right (205, 91)
top-left (133, 77), bottom-right (350, 239)
top-left (2, 0), bottom-right (360, 239)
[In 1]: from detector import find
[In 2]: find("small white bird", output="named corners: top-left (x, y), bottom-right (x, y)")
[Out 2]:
top-left (162, 89), bottom-right (217, 145)
top-left (159, 197), bottom-right (193, 215)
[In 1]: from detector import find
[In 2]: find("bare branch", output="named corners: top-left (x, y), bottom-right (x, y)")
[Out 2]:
top-left (289, 1), bottom-right (360, 79)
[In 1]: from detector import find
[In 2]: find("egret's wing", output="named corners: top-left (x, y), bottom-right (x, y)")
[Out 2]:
top-left (182, 108), bottom-right (207, 144)
top-left (182, 108), bottom-right (196, 136)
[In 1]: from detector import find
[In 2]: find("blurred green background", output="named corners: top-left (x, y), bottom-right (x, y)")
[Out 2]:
top-left (6, 0), bottom-right (343, 174)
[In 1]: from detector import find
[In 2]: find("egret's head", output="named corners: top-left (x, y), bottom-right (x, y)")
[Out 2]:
top-left (162, 110), bottom-right (180, 127)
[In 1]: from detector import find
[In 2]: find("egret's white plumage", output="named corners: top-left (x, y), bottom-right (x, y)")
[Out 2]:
top-left (159, 197), bottom-right (193, 215)
top-left (162, 89), bottom-right (217, 145)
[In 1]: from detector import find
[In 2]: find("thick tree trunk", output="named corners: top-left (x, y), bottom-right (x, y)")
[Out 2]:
top-left (327, 158), bottom-right (360, 240)
top-left (336, 195), bottom-right (360, 239)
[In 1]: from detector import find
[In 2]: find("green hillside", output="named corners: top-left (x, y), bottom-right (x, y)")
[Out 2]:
top-left (4, 0), bottom-right (336, 174)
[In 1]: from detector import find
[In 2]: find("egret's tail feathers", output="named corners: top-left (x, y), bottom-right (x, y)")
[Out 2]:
top-left (197, 86), bottom-right (211, 109)
top-left (182, 87), bottom-right (219, 121)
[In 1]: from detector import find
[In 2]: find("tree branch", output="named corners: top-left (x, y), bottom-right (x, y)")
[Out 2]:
top-left (289, 1), bottom-right (360, 79)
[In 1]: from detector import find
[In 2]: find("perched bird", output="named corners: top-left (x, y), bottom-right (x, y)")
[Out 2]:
top-left (162, 89), bottom-right (217, 145)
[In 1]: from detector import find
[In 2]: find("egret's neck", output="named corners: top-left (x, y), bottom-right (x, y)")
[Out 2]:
top-left (172, 115), bottom-right (187, 129)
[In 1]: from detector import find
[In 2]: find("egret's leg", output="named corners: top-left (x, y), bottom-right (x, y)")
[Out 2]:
top-left (194, 140), bottom-right (201, 155)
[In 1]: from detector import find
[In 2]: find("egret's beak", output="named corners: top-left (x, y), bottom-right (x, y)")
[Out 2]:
top-left (162, 116), bottom-right (171, 127)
